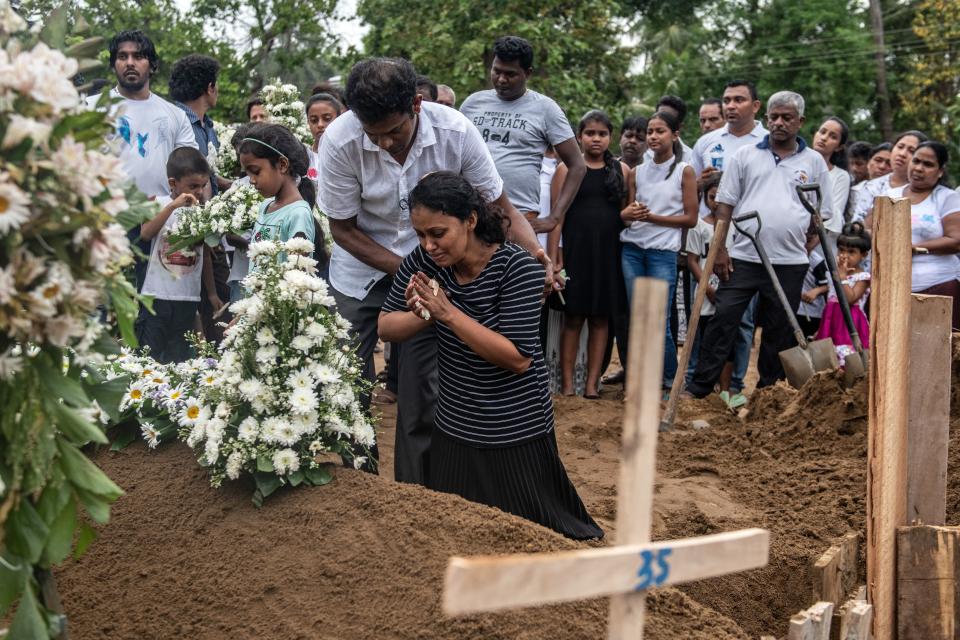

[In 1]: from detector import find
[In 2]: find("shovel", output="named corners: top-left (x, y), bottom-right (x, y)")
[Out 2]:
top-left (795, 184), bottom-right (867, 387)
top-left (732, 211), bottom-right (838, 388)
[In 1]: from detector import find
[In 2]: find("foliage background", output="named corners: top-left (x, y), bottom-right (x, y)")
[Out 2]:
top-left (14, 0), bottom-right (959, 171)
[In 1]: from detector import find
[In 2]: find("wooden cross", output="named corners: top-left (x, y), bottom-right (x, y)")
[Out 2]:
top-left (442, 278), bottom-right (771, 638)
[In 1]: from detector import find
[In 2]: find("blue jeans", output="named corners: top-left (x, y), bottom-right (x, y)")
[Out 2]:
top-left (622, 244), bottom-right (678, 388)
top-left (730, 295), bottom-right (757, 393)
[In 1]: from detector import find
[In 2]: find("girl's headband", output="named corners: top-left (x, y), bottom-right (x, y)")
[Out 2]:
top-left (241, 137), bottom-right (287, 160)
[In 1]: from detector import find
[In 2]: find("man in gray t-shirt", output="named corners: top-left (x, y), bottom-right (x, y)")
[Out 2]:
top-left (460, 36), bottom-right (584, 233)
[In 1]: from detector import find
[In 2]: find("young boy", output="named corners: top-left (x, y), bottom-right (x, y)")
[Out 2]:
top-left (135, 147), bottom-right (214, 363)
top-left (684, 173), bottom-right (721, 392)
top-left (797, 251), bottom-right (829, 339)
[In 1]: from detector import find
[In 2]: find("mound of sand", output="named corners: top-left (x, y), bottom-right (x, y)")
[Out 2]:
top-left (56, 444), bottom-right (748, 640)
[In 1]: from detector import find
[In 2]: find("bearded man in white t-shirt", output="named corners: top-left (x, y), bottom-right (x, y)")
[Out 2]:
top-left (87, 30), bottom-right (197, 200)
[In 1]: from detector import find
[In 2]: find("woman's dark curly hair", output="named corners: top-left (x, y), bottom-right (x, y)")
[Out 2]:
top-left (409, 171), bottom-right (507, 244)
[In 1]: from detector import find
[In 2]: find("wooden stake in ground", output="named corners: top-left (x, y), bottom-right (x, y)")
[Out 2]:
top-left (906, 294), bottom-right (952, 526)
top-left (866, 195), bottom-right (913, 640)
top-left (661, 218), bottom-right (729, 432)
top-left (442, 278), bottom-right (770, 639)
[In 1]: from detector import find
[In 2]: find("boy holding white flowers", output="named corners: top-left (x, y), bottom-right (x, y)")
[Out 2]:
top-left (136, 147), bottom-right (216, 362)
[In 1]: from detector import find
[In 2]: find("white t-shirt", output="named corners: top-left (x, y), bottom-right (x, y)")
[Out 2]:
top-left (824, 166), bottom-right (851, 234)
top-left (621, 156), bottom-right (690, 252)
top-left (691, 121), bottom-right (768, 176)
top-left (685, 218), bottom-right (719, 316)
top-left (887, 184), bottom-right (960, 291)
top-left (86, 89), bottom-right (198, 199)
top-left (536, 156), bottom-right (558, 250)
top-left (459, 89), bottom-right (573, 213)
top-left (317, 101), bottom-right (504, 300)
top-left (141, 196), bottom-right (203, 301)
top-left (851, 174), bottom-right (891, 222)
top-left (718, 137), bottom-right (833, 265)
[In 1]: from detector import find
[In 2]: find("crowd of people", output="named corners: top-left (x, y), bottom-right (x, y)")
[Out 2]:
top-left (90, 29), bottom-right (960, 540)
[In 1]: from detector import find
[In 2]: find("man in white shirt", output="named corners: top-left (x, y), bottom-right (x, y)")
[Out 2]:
top-left (689, 80), bottom-right (768, 403)
top-left (87, 30), bottom-right (198, 200)
top-left (698, 98), bottom-right (724, 134)
top-left (687, 91), bottom-right (833, 397)
top-left (317, 57), bottom-right (544, 485)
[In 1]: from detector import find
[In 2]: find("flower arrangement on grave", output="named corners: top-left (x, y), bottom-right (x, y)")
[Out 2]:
top-left (0, 5), bottom-right (155, 636)
top-left (260, 78), bottom-right (312, 146)
top-left (183, 238), bottom-right (376, 503)
top-left (210, 120), bottom-right (240, 178)
top-left (106, 238), bottom-right (375, 504)
top-left (165, 182), bottom-right (263, 253)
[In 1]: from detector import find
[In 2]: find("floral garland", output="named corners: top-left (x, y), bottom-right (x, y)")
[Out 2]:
top-left (260, 78), bottom-right (312, 146)
top-left (0, 5), bottom-right (154, 636)
top-left (107, 238), bottom-right (375, 504)
top-left (165, 183), bottom-right (263, 253)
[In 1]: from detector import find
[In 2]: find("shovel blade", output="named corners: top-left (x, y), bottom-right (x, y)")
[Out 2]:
top-left (779, 339), bottom-right (839, 389)
top-left (779, 347), bottom-right (817, 388)
top-left (842, 352), bottom-right (866, 387)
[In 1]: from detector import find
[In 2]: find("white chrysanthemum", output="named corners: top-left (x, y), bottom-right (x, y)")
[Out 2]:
top-left (121, 381), bottom-right (146, 409)
top-left (238, 378), bottom-right (262, 401)
top-left (256, 327), bottom-right (276, 345)
top-left (186, 422), bottom-right (205, 447)
top-left (2, 114), bottom-right (52, 149)
top-left (291, 334), bottom-right (312, 352)
top-left (292, 410), bottom-right (318, 436)
top-left (259, 416), bottom-right (281, 443)
top-left (352, 456), bottom-right (368, 470)
top-left (238, 416), bottom-right (259, 442)
top-left (225, 452), bottom-right (243, 480)
top-left (312, 363), bottom-right (340, 384)
top-left (180, 398), bottom-right (210, 427)
top-left (141, 423), bottom-right (160, 449)
top-left (272, 448), bottom-right (300, 475)
top-left (255, 344), bottom-right (279, 363)
top-left (0, 179), bottom-right (32, 234)
top-left (273, 419), bottom-right (299, 446)
top-left (287, 369), bottom-right (312, 389)
top-left (289, 387), bottom-right (318, 415)
top-left (354, 422), bottom-right (376, 447)
top-left (247, 240), bottom-right (278, 259)
top-left (309, 439), bottom-right (324, 454)
top-left (204, 437), bottom-right (220, 465)
top-left (283, 237), bottom-right (314, 255)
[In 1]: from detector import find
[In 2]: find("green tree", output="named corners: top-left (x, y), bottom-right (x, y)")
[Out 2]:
top-left (355, 0), bottom-right (634, 124)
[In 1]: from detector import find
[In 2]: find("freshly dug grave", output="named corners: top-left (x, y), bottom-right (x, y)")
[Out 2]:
top-left (56, 444), bottom-right (749, 640)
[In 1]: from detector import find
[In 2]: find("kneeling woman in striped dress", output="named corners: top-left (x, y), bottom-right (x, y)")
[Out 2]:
top-left (379, 171), bottom-right (602, 540)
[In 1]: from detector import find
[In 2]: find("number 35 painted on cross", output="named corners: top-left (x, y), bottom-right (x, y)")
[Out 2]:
top-left (634, 548), bottom-right (672, 590)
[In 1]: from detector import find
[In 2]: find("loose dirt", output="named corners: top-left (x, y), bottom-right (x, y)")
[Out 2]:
top-left (56, 338), bottom-right (960, 638)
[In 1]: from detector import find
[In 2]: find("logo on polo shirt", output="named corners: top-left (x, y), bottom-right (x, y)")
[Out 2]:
top-left (793, 169), bottom-right (810, 184)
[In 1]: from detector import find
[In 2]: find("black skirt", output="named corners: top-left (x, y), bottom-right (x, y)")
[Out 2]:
top-left (428, 429), bottom-right (604, 540)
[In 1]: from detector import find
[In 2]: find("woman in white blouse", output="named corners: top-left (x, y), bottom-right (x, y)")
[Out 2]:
top-left (811, 117), bottom-right (852, 249)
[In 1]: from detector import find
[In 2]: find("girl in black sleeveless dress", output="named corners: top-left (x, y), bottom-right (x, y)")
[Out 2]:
top-left (548, 111), bottom-right (630, 398)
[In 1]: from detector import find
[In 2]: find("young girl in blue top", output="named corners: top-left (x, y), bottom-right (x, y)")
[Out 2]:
top-left (238, 123), bottom-right (317, 248)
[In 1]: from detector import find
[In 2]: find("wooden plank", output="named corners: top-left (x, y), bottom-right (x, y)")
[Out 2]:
top-left (906, 294), bottom-right (952, 526)
top-left (790, 613), bottom-right (815, 640)
top-left (810, 601), bottom-right (835, 640)
top-left (866, 195), bottom-right (913, 640)
top-left (660, 217), bottom-right (729, 431)
top-left (896, 525), bottom-right (960, 639)
top-left (813, 533), bottom-right (859, 605)
top-left (607, 278), bottom-right (668, 639)
top-left (443, 528), bottom-right (769, 615)
top-left (840, 602), bottom-right (873, 640)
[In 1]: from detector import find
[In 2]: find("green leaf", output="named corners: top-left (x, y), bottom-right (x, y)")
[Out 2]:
top-left (256, 454), bottom-right (274, 473)
top-left (5, 500), bottom-right (49, 565)
top-left (8, 581), bottom-right (48, 640)
top-left (287, 470), bottom-right (304, 486)
top-left (74, 488), bottom-right (111, 525)
top-left (36, 356), bottom-right (88, 408)
top-left (83, 373), bottom-right (130, 423)
top-left (74, 522), bottom-right (98, 560)
top-left (35, 481), bottom-right (69, 525)
top-left (0, 552), bottom-right (25, 617)
top-left (304, 464), bottom-right (333, 487)
top-left (65, 36), bottom-right (105, 59)
top-left (39, 2), bottom-right (69, 47)
top-left (45, 398), bottom-right (108, 445)
top-left (41, 496), bottom-right (77, 567)
top-left (109, 423), bottom-right (140, 451)
top-left (56, 439), bottom-right (123, 500)
top-left (253, 472), bottom-right (282, 502)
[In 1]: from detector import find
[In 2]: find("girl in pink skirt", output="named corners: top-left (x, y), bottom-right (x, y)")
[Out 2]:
top-left (815, 222), bottom-right (871, 365)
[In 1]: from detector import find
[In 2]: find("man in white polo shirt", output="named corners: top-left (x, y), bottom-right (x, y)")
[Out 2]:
top-left (689, 79), bottom-right (767, 406)
top-left (687, 90), bottom-right (832, 397)
top-left (317, 57), bottom-right (543, 485)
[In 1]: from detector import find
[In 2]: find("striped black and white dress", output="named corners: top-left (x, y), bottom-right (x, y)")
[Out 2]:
top-left (383, 242), bottom-right (602, 540)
